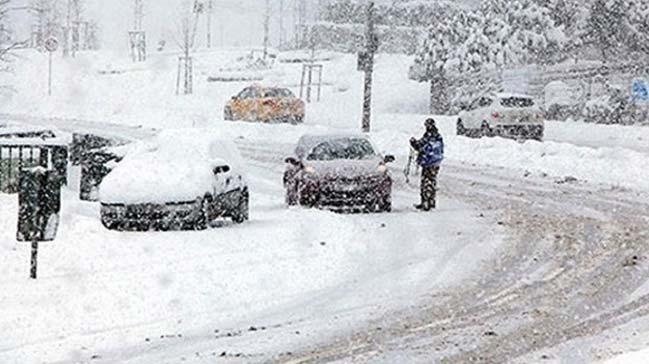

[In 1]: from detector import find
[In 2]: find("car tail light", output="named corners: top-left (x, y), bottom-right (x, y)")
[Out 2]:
top-left (492, 112), bottom-right (500, 119)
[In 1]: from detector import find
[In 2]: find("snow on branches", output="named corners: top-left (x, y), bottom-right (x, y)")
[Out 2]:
top-left (413, 0), bottom-right (567, 81)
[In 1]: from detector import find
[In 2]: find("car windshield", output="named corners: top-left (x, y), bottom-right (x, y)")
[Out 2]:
top-left (264, 88), bottom-right (293, 98)
top-left (307, 138), bottom-right (376, 161)
top-left (500, 97), bottom-right (535, 108)
top-left (237, 88), bottom-right (258, 99)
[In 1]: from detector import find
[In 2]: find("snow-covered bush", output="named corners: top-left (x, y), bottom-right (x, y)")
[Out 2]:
top-left (582, 87), bottom-right (646, 125)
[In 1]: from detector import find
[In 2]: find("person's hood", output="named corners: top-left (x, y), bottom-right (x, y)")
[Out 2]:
top-left (100, 153), bottom-right (219, 205)
top-left (303, 157), bottom-right (387, 179)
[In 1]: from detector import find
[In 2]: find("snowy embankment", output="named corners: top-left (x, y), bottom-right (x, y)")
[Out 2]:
top-left (604, 350), bottom-right (649, 364)
top-left (2, 49), bottom-right (649, 192)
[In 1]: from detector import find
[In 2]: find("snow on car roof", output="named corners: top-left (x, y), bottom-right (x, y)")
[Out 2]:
top-left (138, 128), bottom-right (244, 165)
top-left (100, 128), bottom-right (246, 204)
top-left (296, 133), bottom-right (373, 158)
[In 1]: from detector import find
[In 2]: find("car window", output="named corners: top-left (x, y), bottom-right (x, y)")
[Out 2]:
top-left (307, 138), bottom-right (376, 161)
top-left (478, 97), bottom-right (493, 108)
top-left (279, 89), bottom-right (294, 98)
top-left (237, 88), bottom-right (258, 99)
top-left (500, 97), bottom-right (535, 108)
top-left (263, 89), bottom-right (280, 98)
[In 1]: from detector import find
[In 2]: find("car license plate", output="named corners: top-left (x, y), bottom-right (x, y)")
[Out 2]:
top-left (338, 183), bottom-right (358, 192)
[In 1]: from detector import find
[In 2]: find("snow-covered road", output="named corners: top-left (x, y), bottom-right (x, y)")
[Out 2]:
top-left (0, 120), bottom-right (504, 364)
top-left (2, 48), bottom-right (649, 363)
top-left (273, 159), bottom-right (649, 364)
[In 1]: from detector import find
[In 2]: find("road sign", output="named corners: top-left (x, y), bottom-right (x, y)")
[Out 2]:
top-left (44, 37), bottom-right (59, 53)
top-left (44, 37), bottom-right (58, 96)
top-left (632, 79), bottom-right (649, 102)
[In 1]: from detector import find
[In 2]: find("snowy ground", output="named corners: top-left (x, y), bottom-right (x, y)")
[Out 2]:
top-left (1, 47), bottom-right (649, 363)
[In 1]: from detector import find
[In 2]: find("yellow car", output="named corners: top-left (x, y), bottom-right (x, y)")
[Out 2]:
top-left (224, 86), bottom-right (305, 124)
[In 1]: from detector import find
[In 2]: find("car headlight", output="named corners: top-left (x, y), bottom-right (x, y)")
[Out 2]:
top-left (304, 166), bottom-right (316, 175)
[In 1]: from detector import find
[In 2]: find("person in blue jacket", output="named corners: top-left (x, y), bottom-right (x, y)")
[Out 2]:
top-left (410, 118), bottom-right (444, 211)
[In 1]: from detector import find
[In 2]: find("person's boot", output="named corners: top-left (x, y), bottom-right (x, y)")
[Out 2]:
top-left (414, 203), bottom-right (432, 211)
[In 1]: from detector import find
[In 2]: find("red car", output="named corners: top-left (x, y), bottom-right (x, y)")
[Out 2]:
top-left (284, 134), bottom-right (395, 213)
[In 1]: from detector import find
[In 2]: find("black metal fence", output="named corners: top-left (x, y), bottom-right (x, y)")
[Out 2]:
top-left (0, 144), bottom-right (68, 194)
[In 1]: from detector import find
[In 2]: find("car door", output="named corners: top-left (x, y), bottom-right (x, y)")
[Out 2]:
top-left (210, 163), bottom-right (238, 215)
top-left (259, 88), bottom-right (283, 121)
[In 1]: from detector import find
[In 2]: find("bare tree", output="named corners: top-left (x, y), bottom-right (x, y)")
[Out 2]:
top-left (173, 1), bottom-right (202, 95)
top-left (30, 0), bottom-right (62, 49)
top-left (1, 0), bottom-right (24, 91)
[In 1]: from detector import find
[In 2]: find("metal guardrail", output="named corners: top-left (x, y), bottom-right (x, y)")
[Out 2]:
top-left (0, 144), bottom-right (67, 194)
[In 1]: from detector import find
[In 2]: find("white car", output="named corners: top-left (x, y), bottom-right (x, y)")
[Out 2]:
top-left (99, 129), bottom-right (249, 231)
top-left (457, 93), bottom-right (545, 141)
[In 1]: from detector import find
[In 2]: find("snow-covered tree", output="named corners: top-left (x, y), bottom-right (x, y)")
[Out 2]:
top-left (584, 0), bottom-right (628, 60)
top-left (411, 0), bottom-right (567, 113)
top-left (626, 0), bottom-right (649, 56)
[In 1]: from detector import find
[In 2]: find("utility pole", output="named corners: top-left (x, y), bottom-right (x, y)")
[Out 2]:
top-left (360, 1), bottom-right (377, 133)
top-left (263, 0), bottom-right (270, 60)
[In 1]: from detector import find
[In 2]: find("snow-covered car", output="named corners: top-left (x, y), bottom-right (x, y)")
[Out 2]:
top-left (99, 129), bottom-right (249, 231)
top-left (283, 134), bottom-right (395, 212)
top-left (223, 85), bottom-right (305, 124)
top-left (457, 93), bottom-right (545, 141)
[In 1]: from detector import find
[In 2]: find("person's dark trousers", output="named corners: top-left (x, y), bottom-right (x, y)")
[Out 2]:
top-left (420, 166), bottom-right (440, 210)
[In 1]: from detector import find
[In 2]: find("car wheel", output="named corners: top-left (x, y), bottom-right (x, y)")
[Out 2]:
top-left (232, 190), bottom-right (249, 224)
top-left (481, 122), bottom-right (493, 138)
top-left (101, 216), bottom-right (120, 230)
top-left (298, 185), bottom-right (317, 208)
top-left (192, 197), bottom-right (210, 230)
top-left (456, 119), bottom-right (466, 136)
top-left (379, 195), bottom-right (392, 213)
top-left (286, 182), bottom-right (299, 206)
top-left (224, 107), bottom-right (233, 121)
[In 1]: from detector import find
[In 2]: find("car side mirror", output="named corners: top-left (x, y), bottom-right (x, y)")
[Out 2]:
top-left (384, 155), bottom-right (395, 163)
top-left (213, 165), bottom-right (231, 175)
top-left (285, 157), bottom-right (300, 166)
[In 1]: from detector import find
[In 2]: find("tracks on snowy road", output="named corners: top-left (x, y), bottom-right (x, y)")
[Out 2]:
top-left (277, 163), bottom-right (649, 363)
